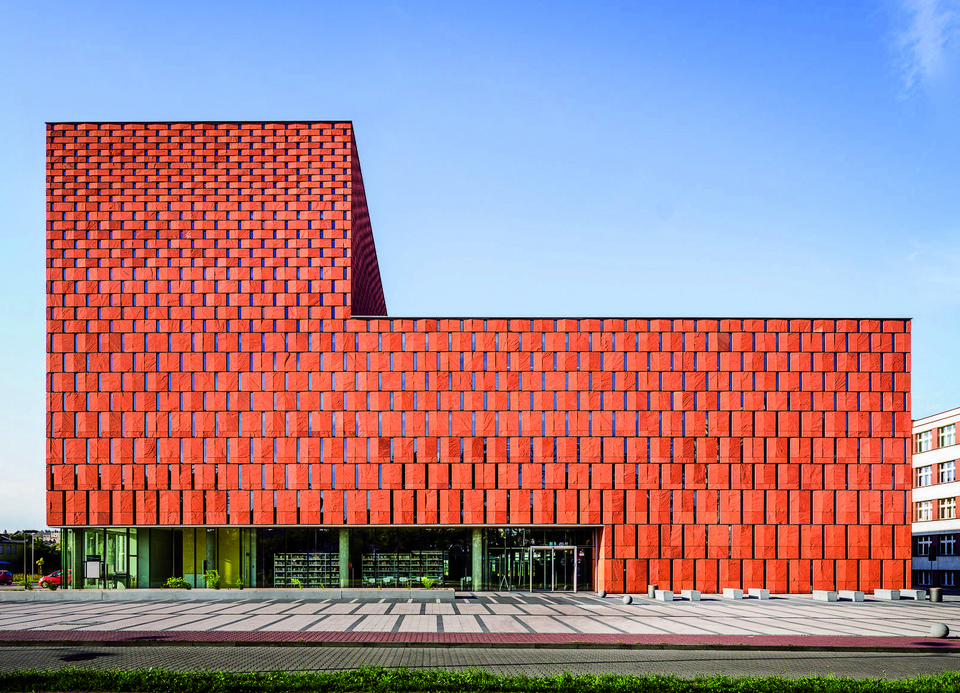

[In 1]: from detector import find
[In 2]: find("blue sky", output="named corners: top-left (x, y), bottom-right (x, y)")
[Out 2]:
top-left (1, 1), bottom-right (959, 530)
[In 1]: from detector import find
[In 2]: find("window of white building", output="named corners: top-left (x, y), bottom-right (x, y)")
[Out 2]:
top-left (916, 570), bottom-right (932, 586)
top-left (918, 431), bottom-right (933, 453)
top-left (918, 466), bottom-right (934, 486)
top-left (941, 461), bottom-right (956, 484)
top-left (941, 534), bottom-right (956, 556)
top-left (916, 535), bottom-right (933, 555)
top-left (940, 498), bottom-right (956, 520)
top-left (941, 424), bottom-right (956, 448)
top-left (918, 501), bottom-right (934, 521)
top-left (943, 571), bottom-right (957, 587)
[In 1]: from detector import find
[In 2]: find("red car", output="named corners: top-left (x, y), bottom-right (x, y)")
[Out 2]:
top-left (0, 570), bottom-right (13, 586)
top-left (39, 571), bottom-right (61, 588)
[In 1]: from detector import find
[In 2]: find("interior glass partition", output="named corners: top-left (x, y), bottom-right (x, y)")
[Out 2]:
top-left (61, 528), bottom-right (138, 589)
top-left (486, 547), bottom-right (529, 591)
top-left (82, 529), bottom-right (105, 589)
top-left (105, 528), bottom-right (129, 588)
top-left (62, 529), bottom-right (77, 588)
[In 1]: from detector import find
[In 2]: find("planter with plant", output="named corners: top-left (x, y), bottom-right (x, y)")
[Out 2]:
top-left (164, 577), bottom-right (191, 590)
top-left (203, 569), bottom-right (222, 590)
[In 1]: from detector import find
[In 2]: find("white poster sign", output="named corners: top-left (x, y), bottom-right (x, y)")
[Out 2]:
top-left (85, 560), bottom-right (101, 579)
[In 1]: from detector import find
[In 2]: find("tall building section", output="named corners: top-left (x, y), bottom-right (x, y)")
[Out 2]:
top-left (911, 408), bottom-right (960, 590)
top-left (47, 121), bottom-right (912, 593)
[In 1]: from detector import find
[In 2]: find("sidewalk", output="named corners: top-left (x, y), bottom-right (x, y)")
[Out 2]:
top-left (3, 644), bottom-right (960, 679)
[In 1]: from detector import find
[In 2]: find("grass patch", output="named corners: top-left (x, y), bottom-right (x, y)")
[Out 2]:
top-left (2, 667), bottom-right (960, 692)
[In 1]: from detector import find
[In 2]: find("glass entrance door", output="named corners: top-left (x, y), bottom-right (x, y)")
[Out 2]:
top-left (528, 546), bottom-right (577, 592)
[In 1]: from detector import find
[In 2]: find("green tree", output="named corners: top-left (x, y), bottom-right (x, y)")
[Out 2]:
top-left (9, 532), bottom-right (60, 574)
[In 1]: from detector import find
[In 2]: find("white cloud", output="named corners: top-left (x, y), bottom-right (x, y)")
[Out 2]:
top-left (896, 0), bottom-right (960, 94)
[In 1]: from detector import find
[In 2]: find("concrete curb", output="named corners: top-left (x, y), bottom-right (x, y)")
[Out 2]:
top-left (0, 587), bottom-right (455, 602)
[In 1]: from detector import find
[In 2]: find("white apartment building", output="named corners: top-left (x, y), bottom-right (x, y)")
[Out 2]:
top-left (913, 407), bottom-right (960, 590)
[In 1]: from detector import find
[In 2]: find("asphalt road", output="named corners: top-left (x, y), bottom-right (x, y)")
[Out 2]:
top-left (3, 645), bottom-right (960, 680)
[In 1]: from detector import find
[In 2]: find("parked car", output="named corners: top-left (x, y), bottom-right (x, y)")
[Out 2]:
top-left (39, 571), bottom-right (61, 588)
top-left (0, 570), bottom-right (12, 586)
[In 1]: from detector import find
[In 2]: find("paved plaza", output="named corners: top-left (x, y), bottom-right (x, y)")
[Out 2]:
top-left (1, 592), bottom-right (958, 640)
top-left (3, 592), bottom-right (960, 679)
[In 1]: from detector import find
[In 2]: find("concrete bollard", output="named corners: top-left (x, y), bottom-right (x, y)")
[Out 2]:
top-left (838, 590), bottom-right (864, 602)
top-left (722, 588), bottom-right (743, 600)
top-left (622, 595), bottom-right (633, 605)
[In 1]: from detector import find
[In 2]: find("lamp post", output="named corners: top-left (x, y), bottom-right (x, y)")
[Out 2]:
top-left (29, 532), bottom-right (36, 583)
top-left (20, 531), bottom-right (38, 585)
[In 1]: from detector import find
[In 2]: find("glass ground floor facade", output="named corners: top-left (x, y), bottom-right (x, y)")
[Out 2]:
top-left (60, 526), bottom-right (597, 592)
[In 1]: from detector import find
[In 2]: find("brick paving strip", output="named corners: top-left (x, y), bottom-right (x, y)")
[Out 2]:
top-left (1, 630), bottom-right (959, 652)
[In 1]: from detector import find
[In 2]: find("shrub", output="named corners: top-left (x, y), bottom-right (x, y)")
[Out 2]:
top-left (163, 576), bottom-right (191, 590)
top-left (421, 577), bottom-right (436, 589)
top-left (291, 578), bottom-right (302, 589)
top-left (236, 577), bottom-right (244, 590)
top-left (203, 570), bottom-right (222, 590)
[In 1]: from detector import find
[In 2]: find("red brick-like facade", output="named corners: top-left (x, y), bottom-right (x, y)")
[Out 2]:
top-left (47, 121), bottom-right (912, 592)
